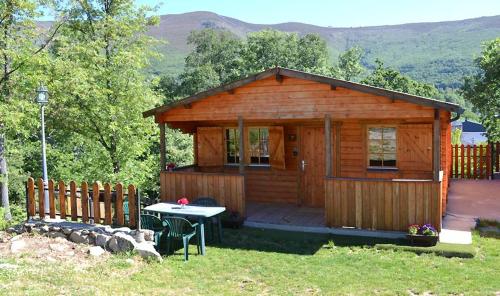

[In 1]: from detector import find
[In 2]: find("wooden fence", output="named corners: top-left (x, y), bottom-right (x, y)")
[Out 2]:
top-left (27, 178), bottom-right (138, 228)
top-left (160, 171), bottom-right (245, 215)
top-left (450, 142), bottom-right (499, 179)
top-left (325, 178), bottom-right (442, 232)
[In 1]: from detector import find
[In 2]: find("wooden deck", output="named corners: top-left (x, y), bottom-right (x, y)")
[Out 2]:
top-left (246, 202), bottom-right (325, 227)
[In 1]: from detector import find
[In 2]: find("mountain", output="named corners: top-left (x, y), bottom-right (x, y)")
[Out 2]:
top-left (148, 11), bottom-right (500, 89)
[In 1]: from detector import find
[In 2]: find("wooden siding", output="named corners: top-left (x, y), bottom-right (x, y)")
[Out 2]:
top-left (245, 169), bottom-right (298, 204)
top-left (160, 171), bottom-right (245, 215)
top-left (325, 178), bottom-right (442, 231)
top-left (159, 76), bottom-right (435, 123)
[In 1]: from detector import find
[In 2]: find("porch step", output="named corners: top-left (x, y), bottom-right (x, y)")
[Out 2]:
top-left (243, 221), bottom-right (407, 240)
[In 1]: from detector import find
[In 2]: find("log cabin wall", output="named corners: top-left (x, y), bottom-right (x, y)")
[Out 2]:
top-left (158, 75), bottom-right (452, 214)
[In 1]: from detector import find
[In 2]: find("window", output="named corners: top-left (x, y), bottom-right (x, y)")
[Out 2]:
top-left (368, 127), bottom-right (397, 168)
top-left (248, 128), bottom-right (269, 165)
top-left (225, 128), bottom-right (240, 164)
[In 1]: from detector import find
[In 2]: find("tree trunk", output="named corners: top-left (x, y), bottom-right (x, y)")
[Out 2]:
top-left (0, 131), bottom-right (11, 220)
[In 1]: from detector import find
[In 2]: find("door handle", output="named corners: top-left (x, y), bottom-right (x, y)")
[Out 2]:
top-left (301, 160), bottom-right (307, 171)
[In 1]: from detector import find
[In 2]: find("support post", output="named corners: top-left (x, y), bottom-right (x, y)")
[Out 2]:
top-left (324, 114), bottom-right (332, 177)
top-left (159, 123), bottom-right (166, 171)
top-left (433, 109), bottom-right (441, 181)
top-left (334, 122), bottom-right (342, 177)
top-left (238, 116), bottom-right (245, 174)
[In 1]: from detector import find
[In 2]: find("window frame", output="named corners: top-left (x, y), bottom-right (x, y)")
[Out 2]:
top-left (224, 127), bottom-right (240, 165)
top-left (366, 125), bottom-right (398, 170)
top-left (247, 126), bottom-right (270, 167)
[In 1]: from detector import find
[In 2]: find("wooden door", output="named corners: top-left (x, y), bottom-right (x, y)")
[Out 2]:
top-left (300, 126), bottom-right (325, 207)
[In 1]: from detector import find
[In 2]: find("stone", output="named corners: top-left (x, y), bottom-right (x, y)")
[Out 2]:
top-left (24, 223), bottom-right (35, 233)
top-left (49, 243), bottom-right (68, 252)
top-left (10, 240), bottom-right (26, 253)
top-left (47, 231), bottom-right (67, 239)
top-left (132, 231), bottom-right (145, 243)
top-left (141, 230), bottom-right (155, 242)
top-left (95, 234), bottom-right (111, 248)
top-left (49, 226), bottom-right (61, 232)
top-left (107, 232), bottom-right (136, 253)
top-left (31, 228), bottom-right (42, 235)
top-left (69, 231), bottom-right (90, 244)
top-left (81, 229), bottom-right (90, 235)
top-left (62, 228), bottom-right (72, 235)
top-left (0, 263), bottom-right (18, 270)
top-left (6, 227), bottom-right (18, 234)
top-left (135, 242), bottom-right (162, 261)
top-left (111, 227), bottom-right (131, 234)
top-left (88, 246), bottom-right (106, 257)
top-left (40, 225), bottom-right (50, 233)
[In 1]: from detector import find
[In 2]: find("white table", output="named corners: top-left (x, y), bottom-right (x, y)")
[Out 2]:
top-left (143, 202), bottom-right (226, 255)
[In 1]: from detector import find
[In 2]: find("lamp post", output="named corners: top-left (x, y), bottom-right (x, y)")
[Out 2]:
top-left (36, 85), bottom-right (49, 214)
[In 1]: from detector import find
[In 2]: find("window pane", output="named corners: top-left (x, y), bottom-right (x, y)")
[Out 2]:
top-left (383, 128), bottom-right (396, 139)
top-left (383, 139), bottom-right (396, 153)
top-left (260, 128), bottom-right (269, 157)
top-left (383, 153), bottom-right (396, 167)
top-left (225, 128), bottom-right (239, 164)
top-left (368, 128), bottom-right (383, 139)
top-left (368, 140), bottom-right (383, 154)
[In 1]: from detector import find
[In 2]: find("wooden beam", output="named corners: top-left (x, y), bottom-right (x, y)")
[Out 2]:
top-left (334, 122), bottom-right (342, 177)
top-left (330, 85), bottom-right (337, 90)
top-left (193, 132), bottom-right (198, 166)
top-left (433, 109), bottom-right (441, 181)
top-left (227, 89), bottom-right (235, 95)
top-left (238, 116), bottom-right (245, 174)
top-left (183, 103), bottom-right (192, 109)
top-left (159, 123), bottom-right (166, 171)
top-left (275, 73), bottom-right (283, 83)
top-left (324, 114), bottom-right (332, 177)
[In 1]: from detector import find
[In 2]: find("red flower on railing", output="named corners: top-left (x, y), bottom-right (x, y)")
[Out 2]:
top-left (177, 197), bottom-right (189, 205)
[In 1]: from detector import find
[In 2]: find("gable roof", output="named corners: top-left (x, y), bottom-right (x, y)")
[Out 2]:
top-left (462, 119), bottom-right (486, 133)
top-left (143, 67), bottom-right (464, 118)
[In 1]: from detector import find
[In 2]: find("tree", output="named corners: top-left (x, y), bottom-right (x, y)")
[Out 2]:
top-left (47, 0), bottom-right (162, 187)
top-left (462, 38), bottom-right (500, 141)
top-left (0, 0), bottom-right (60, 219)
top-left (362, 59), bottom-right (439, 98)
top-left (335, 46), bottom-right (364, 81)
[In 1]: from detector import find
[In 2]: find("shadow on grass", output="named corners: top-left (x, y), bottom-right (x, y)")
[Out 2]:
top-left (209, 227), bottom-right (405, 255)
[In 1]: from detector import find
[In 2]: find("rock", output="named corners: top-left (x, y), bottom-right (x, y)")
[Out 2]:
top-left (69, 231), bottom-right (90, 244)
top-left (108, 232), bottom-right (136, 253)
top-left (133, 231), bottom-right (145, 243)
top-left (49, 226), bottom-right (61, 232)
top-left (141, 230), bottom-right (155, 242)
top-left (47, 231), bottom-right (67, 239)
top-left (88, 246), bottom-right (106, 257)
top-left (62, 228), bottom-right (72, 235)
top-left (24, 223), bottom-right (35, 233)
top-left (136, 242), bottom-right (162, 261)
top-left (49, 243), bottom-right (68, 252)
top-left (95, 234), bottom-right (111, 248)
top-left (111, 227), bottom-right (131, 234)
top-left (81, 229), bottom-right (90, 235)
top-left (40, 225), bottom-right (50, 233)
top-left (31, 228), bottom-right (42, 235)
top-left (6, 227), bottom-right (18, 234)
top-left (10, 240), bottom-right (27, 253)
top-left (125, 258), bottom-right (134, 265)
top-left (0, 263), bottom-right (18, 270)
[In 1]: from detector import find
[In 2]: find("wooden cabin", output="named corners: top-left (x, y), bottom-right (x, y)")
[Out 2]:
top-left (143, 67), bottom-right (463, 232)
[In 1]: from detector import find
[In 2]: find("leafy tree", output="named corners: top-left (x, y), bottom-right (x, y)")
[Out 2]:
top-left (47, 0), bottom-right (162, 188)
top-left (335, 46), bottom-right (364, 81)
top-left (362, 59), bottom-right (439, 98)
top-left (462, 38), bottom-right (500, 141)
top-left (0, 0), bottom-right (59, 219)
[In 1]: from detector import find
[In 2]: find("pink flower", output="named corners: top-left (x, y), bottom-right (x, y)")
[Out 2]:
top-left (177, 197), bottom-right (189, 205)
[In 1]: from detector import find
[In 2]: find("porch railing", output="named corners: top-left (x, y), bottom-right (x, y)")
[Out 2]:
top-left (451, 143), bottom-right (500, 179)
top-left (325, 178), bottom-right (442, 232)
top-left (160, 171), bottom-right (245, 215)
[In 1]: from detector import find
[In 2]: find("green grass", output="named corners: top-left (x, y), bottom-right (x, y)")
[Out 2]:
top-left (375, 242), bottom-right (476, 258)
top-left (1, 228), bottom-right (499, 295)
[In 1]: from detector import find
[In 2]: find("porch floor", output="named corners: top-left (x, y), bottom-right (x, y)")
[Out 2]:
top-left (246, 202), bottom-right (325, 227)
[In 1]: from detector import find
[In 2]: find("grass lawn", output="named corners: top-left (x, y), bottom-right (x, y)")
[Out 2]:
top-left (1, 227), bottom-right (499, 295)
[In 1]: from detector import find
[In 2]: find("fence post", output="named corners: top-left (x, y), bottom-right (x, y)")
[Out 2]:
top-left (127, 184), bottom-right (136, 229)
top-left (93, 182), bottom-right (100, 224)
top-left (37, 178), bottom-right (45, 219)
top-left (460, 144), bottom-right (464, 179)
top-left (115, 183), bottom-right (124, 226)
top-left (81, 181), bottom-right (89, 223)
top-left (59, 180), bottom-right (66, 219)
top-left (48, 180), bottom-right (55, 218)
top-left (27, 178), bottom-right (35, 219)
top-left (70, 181), bottom-right (77, 221)
top-left (104, 183), bottom-right (112, 225)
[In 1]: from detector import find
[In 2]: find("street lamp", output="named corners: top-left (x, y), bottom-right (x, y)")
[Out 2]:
top-left (36, 85), bottom-right (49, 214)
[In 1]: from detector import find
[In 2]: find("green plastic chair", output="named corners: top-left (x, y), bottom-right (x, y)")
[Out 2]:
top-left (163, 217), bottom-right (200, 261)
top-left (140, 214), bottom-right (165, 247)
top-left (191, 197), bottom-right (221, 242)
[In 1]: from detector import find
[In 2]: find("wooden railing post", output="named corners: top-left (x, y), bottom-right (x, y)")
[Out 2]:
top-left (159, 123), bottom-right (166, 171)
top-left (37, 178), bottom-right (45, 219)
top-left (466, 145), bottom-right (471, 179)
top-left (70, 181), bottom-right (77, 221)
top-left (238, 116), bottom-right (245, 174)
top-left (104, 183), bottom-right (112, 225)
top-left (128, 184), bottom-right (137, 228)
top-left (93, 182), bottom-right (100, 224)
top-left (324, 114), bottom-right (332, 177)
top-left (460, 144), bottom-right (464, 179)
top-left (58, 180), bottom-right (66, 219)
top-left (115, 183), bottom-right (124, 226)
top-left (48, 179), bottom-right (55, 218)
top-left (433, 109), bottom-right (441, 181)
top-left (27, 178), bottom-right (35, 218)
top-left (81, 181), bottom-right (89, 223)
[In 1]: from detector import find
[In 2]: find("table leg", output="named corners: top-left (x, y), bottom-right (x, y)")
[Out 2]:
top-left (198, 216), bottom-right (206, 255)
top-left (217, 215), bottom-right (223, 243)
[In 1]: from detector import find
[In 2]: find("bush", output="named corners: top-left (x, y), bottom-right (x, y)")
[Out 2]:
top-left (0, 204), bottom-right (26, 231)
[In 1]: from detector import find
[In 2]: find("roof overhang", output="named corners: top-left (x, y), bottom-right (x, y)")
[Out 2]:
top-left (143, 67), bottom-right (464, 119)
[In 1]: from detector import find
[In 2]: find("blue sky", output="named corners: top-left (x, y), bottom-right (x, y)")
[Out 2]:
top-left (137, 0), bottom-right (500, 27)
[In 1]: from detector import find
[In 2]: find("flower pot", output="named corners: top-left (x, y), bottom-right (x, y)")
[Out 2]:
top-left (406, 234), bottom-right (439, 247)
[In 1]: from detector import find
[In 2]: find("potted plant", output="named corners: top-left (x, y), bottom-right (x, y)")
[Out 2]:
top-left (221, 211), bottom-right (244, 229)
top-left (177, 197), bottom-right (189, 209)
top-left (406, 224), bottom-right (439, 247)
